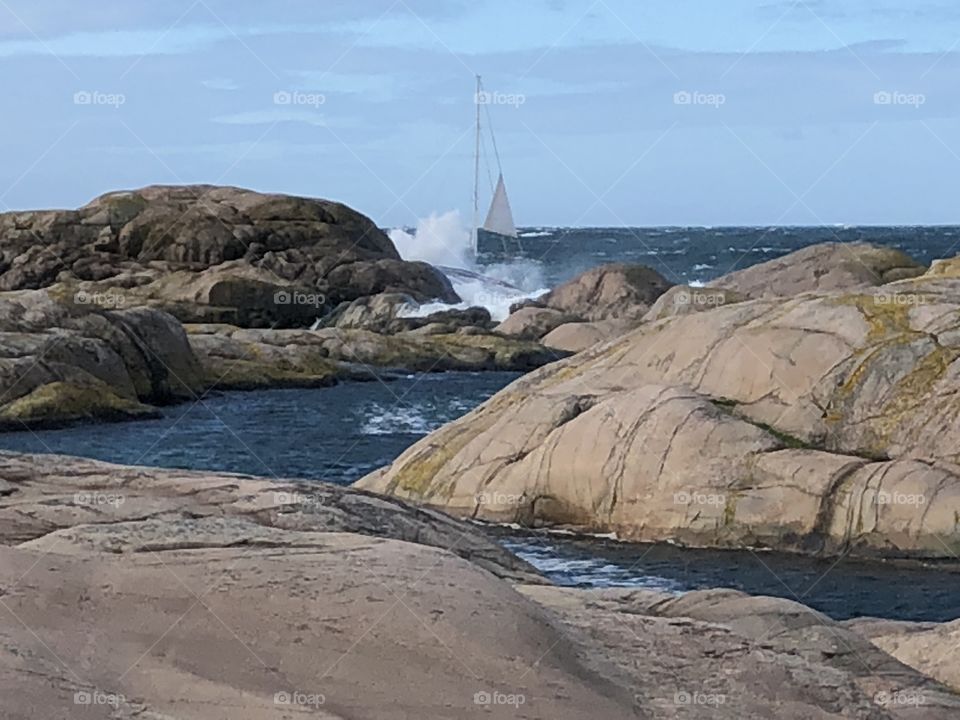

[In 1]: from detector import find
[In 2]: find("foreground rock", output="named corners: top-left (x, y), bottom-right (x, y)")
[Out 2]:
top-left (359, 262), bottom-right (960, 560)
top-left (524, 586), bottom-right (960, 718)
top-left (0, 451), bottom-right (539, 580)
top-left (2, 185), bottom-right (458, 327)
top-left (2, 452), bottom-right (957, 719)
top-left (847, 616), bottom-right (960, 693)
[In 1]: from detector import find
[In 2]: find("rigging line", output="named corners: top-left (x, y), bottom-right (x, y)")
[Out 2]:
top-left (481, 89), bottom-right (505, 176)
top-left (479, 131), bottom-right (496, 195)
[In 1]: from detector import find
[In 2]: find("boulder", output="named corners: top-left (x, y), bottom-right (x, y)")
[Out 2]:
top-left (541, 319), bottom-right (635, 353)
top-left (0, 185), bottom-right (458, 327)
top-left (495, 307), bottom-right (578, 341)
top-left (329, 292), bottom-right (420, 332)
top-left (0, 290), bottom-right (205, 429)
top-left (541, 263), bottom-right (673, 321)
top-left (325, 258), bottom-right (459, 306)
top-left (358, 272), bottom-right (960, 559)
top-left (713, 242), bottom-right (925, 299)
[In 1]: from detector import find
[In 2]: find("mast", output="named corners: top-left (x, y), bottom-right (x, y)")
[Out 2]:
top-left (473, 74), bottom-right (482, 255)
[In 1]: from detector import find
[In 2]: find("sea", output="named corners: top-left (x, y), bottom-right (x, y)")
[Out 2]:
top-left (3, 225), bottom-right (960, 622)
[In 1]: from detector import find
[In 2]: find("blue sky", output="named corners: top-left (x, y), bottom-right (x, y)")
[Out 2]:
top-left (1, 0), bottom-right (959, 225)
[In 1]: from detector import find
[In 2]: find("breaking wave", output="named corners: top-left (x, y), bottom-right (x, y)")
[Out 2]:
top-left (389, 211), bottom-right (549, 321)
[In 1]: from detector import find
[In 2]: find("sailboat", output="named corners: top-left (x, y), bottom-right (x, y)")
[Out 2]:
top-left (473, 75), bottom-right (523, 257)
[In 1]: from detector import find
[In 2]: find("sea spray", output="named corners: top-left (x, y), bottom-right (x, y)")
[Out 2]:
top-left (390, 210), bottom-right (549, 321)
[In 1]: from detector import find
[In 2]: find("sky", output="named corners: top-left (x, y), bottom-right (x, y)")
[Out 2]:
top-left (1, 0), bottom-right (959, 226)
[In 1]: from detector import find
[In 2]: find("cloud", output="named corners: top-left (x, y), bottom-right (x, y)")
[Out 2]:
top-left (202, 78), bottom-right (240, 91)
top-left (212, 110), bottom-right (327, 127)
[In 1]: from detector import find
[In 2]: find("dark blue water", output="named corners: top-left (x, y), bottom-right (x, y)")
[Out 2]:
top-left (498, 532), bottom-right (960, 622)
top-left (0, 374), bottom-right (520, 485)
top-left (5, 227), bottom-right (960, 621)
top-left (485, 225), bottom-right (960, 287)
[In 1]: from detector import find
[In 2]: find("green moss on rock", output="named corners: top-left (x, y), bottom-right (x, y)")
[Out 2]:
top-left (202, 357), bottom-right (344, 391)
top-left (0, 381), bottom-right (157, 429)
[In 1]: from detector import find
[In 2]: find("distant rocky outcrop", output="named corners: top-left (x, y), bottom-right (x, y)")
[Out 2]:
top-left (493, 243), bottom-right (929, 356)
top-left (1, 185), bottom-right (458, 328)
top-left (541, 263), bottom-right (674, 320)
top-left (327, 292), bottom-right (493, 335)
top-left (359, 247), bottom-right (960, 561)
top-left (0, 186), bottom-right (573, 428)
top-left (0, 286), bottom-right (561, 429)
top-left (0, 290), bottom-right (204, 429)
top-left (3, 451), bottom-right (958, 719)
top-left (188, 322), bottom-right (562, 390)
top-left (494, 264), bottom-right (674, 350)
top-left (495, 306), bottom-right (578, 341)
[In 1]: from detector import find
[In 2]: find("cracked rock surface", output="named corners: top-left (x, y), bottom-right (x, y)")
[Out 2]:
top-left (2, 452), bottom-right (958, 719)
top-left (358, 256), bottom-right (960, 559)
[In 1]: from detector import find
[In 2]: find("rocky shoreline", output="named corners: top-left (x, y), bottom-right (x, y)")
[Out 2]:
top-left (3, 451), bottom-right (960, 718)
top-left (4, 185), bottom-right (960, 716)
top-left (0, 186), bottom-right (563, 429)
top-left (360, 242), bottom-right (960, 564)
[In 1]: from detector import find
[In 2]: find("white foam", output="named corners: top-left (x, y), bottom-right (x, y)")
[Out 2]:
top-left (361, 404), bottom-right (433, 435)
top-left (390, 210), bottom-right (549, 321)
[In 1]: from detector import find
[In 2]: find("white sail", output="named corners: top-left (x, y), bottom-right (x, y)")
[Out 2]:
top-left (482, 174), bottom-right (518, 238)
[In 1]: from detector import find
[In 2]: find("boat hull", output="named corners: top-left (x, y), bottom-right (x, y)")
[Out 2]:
top-left (477, 228), bottom-right (524, 257)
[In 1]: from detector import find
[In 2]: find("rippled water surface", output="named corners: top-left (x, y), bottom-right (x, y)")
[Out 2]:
top-left (0, 374), bottom-right (520, 485)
